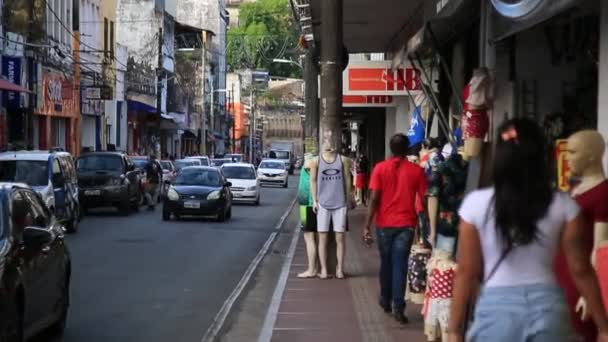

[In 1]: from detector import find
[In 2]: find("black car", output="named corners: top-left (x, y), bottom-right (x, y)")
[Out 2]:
top-left (163, 166), bottom-right (233, 221)
top-left (76, 152), bottom-right (142, 215)
top-left (0, 183), bottom-right (71, 341)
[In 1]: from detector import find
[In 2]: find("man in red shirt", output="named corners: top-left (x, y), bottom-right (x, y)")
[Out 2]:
top-left (364, 133), bottom-right (427, 324)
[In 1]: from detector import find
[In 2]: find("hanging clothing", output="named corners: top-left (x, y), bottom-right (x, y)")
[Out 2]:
top-left (406, 244), bottom-right (431, 304)
top-left (461, 84), bottom-right (489, 140)
top-left (317, 154), bottom-right (346, 210)
top-left (407, 106), bottom-right (426, 147)
top-left (424, 251), bottom-right (456, 341)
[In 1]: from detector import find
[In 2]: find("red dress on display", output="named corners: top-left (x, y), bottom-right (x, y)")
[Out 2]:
top-left (461, 84), bottom-right (489, 140)
top-left (555, 180), bottom-right (608, 342)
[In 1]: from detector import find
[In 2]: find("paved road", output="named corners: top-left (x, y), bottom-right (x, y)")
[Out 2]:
top-left (38, 176), bottom-right (297, 342)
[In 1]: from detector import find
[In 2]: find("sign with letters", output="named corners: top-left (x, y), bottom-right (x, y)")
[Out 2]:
top-left (1, 56), bottom-right (21, 109)
top-left (342, 61), bottom-right (421, 96)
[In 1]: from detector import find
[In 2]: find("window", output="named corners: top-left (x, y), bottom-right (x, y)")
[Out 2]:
top-left (24, 191), bottom-right (50, 228)
top-left (104, 18), bottom-right (108, 58)
top-left (110, 20), bottom-right (115, 59)
top-left (0, 161), bottom-right (49, 186)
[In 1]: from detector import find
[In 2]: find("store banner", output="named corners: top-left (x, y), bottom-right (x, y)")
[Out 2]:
top-left (555, 139), bottom-right (571, 192)
top-left (342, 61), bottom-right (422, 96)
top-left (1, 56), bottom-right (21, 109)
top-left (39, 67), bottom-right (78, 118)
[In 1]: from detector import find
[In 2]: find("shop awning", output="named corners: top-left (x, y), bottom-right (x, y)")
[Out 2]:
top-left (0, 79), bottom-right (31, 93)
top-left (406, 0), bottom-right (478, 57)
top-left (490, 0), bottom-right (583, 43)
top-left (127, 100), bottom-right (156, 114)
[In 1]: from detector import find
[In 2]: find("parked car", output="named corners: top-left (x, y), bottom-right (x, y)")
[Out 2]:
top-left (224, 154), bottom-right (244, 163)
top-left (174, 159), bottom-right (200, 172)
top-left (210, 158), bottom-right (233, 168)
top-left (76, 152), bottom-right (142, 215)
top-left (257, 160), bottom-right (289, 188)
top-left (0, 150), bottom-right (81, 233)
top-left (186, 156), bottom-right (210, 166)
top-left (163, 166), bottom-right (232, 221)
top-left (221, 163), bottom-right (260, 205)
top-left (0, 183), bottom-right (71, 340)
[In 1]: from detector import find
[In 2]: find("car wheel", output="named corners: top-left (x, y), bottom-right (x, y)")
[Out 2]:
top-left (0, 292), bottom-right (23, 342)
top-left (50, 275), bottom-right (69, 336)
top-left (162, 207), bottom-right (171, 221)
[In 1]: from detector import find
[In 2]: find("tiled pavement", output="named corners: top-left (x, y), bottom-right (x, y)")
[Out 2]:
top-left (269, 209), bottom-right (427, 342)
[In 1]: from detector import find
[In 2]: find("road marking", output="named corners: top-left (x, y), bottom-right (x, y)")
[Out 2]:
top-left (257, 220), bottom-right (301, 342)
top-left (201, 196), bottom-right (297, 342)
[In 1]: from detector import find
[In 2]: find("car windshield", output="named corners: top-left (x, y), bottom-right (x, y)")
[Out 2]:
top-left (222, 166), bottom-right (255, 180)
top-left (226, 155), bottom-right (243, 162)
top-left (77, 155), bottom-right (123, 172)
top-left (132, 159), bottom-right (148, 170)
top-left (211, 159), bottom-right (230, 167)
top-left (174, 169), bottom-right (221, 187)
top-left (174, 160), bottom-right (193, 170)
top-left (161, 161), bottom-right (173, 171)
top-left (268, 151), bottom-right (289, 159)
top-left (0, 161), bottom-right (49, 186)
top-left (259, 161), bottom-right (285, 170)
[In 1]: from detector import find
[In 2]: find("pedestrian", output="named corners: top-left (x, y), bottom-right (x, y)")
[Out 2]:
top-left (355, 153), bottom-right (369, 206)
top-left (447, 118), bottom-right (608, 342)
top-left (363, 133), bottom-right (428, 325)
top-left (144, 154), bottom-right (162, 210)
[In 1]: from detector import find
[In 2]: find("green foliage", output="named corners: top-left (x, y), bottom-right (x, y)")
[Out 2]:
top-left (227, 0), bottom-right (301, 78)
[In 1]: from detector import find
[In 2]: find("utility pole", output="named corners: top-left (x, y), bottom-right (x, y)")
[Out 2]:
top-left (249, 88), bottom-right (254, 163)
top-left (304, 49), bottom-right (319, 153)
top-left (156, 27), bottom-right (163, 158)
top-left (200, 33), bottom-right (207, 156)
top-left (232, 83), bottom-right (235, 153)
top-left (319, 0), bottom-right (343, 153)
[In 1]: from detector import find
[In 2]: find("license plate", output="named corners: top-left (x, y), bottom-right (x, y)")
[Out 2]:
top-left (183, 201), bottom-right (200, 209)
top-left (85, 190), bottom-right (101, 196)
top-left (232, 192), bottom-right (242, 198)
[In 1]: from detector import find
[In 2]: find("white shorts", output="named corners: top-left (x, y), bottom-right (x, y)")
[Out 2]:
top-left (317, 206), bottom-right (347, 233)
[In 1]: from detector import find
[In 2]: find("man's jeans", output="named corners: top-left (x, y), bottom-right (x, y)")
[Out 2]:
top-left (376, 227), bottom-right (415, 313)
top-left (145, 183), bottom-right (159, 207)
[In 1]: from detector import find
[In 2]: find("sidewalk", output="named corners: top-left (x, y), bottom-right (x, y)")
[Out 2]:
top-left (267, 208), bottom-right (427, 342)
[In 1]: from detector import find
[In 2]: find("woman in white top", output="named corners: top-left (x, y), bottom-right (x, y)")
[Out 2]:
top-left (447, 118), bottom-right (608, 342)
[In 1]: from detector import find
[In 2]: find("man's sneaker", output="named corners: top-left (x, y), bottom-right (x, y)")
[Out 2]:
top-left (393, 310), bottom-right (409, 325)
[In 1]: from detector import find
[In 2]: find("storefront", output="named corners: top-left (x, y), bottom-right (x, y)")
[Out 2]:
top-left (34, 66), bottom-right (79, 154)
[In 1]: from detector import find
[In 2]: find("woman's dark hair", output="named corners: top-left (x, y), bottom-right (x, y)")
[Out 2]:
top-left (493, 118), bottom-right (552, 250)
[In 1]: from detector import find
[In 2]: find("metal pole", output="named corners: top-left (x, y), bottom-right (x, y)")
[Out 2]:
top-left (319, 0), bottom-right (343, 153)
top-left (210, 85), bottom-right (214, 157)
top-left (249, 88), bottom-right (254, 163)
top-left (156, 27), bottom-right (163, 158)
top-left (200, 33), bottom-right (207, 156)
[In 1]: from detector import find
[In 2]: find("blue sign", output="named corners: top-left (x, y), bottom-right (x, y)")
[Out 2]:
top-left (2, 56), bottom-right (22, 109)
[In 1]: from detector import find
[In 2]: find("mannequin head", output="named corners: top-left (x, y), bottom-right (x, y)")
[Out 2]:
top-left (567, 130), bottom-right (606, 178)
top-left (321, 128), bottom-right (338, 153)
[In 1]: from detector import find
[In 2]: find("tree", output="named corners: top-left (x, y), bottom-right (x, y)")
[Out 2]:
top-left (227, 0), bottom-right (301, 78)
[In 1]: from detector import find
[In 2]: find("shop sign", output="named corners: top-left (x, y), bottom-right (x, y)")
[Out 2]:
top-left (343, 95), bottom-right (396, 108)
top-left (1, 56), bottom-right (22, 109)
top-left (84, 86), bottom-right (113, 100)
top-left (343, 61), bottom-right (421, 96)
top-left (39, 67), bottom-right (77, 118)
top-left (555, 139), bottom-right (571, 192)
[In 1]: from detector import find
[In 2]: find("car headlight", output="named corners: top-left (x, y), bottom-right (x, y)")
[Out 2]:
top-left (246, 185), bottom-right (257, 191)
top-left (167, 187), bottom-right (180, 201)
top-left (207, 190), bottom-right (221, 200)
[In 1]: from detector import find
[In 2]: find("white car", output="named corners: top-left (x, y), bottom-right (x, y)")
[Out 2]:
top-left (186, 156), bottom-right (210, 167)
top-left (257, 160), bottom-right (289, 188)
top-left (221, 163), bottom-right (260, 205)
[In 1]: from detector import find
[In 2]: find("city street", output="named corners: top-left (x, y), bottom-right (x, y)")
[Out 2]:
top-left (38, 176), bottom-right (297, 342)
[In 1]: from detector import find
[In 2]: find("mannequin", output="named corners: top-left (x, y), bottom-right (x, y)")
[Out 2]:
top-left (424, 249), bottom-right (457, 342)
top-left (310, 131), bottom-right (353, 279)
top-left (406, 238), bottom-right (432, 304)
top-left (297, 155), bottom-right (318, 278)
top-left (461, 68), bottom-right (493, 159)
top-left (426, 152), bottom-right (468, 252)
top-left (555, 130), bottom-right (608, 342)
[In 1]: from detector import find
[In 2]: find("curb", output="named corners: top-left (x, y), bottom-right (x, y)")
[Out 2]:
top-left (201, 197), bottom-right (297, 342)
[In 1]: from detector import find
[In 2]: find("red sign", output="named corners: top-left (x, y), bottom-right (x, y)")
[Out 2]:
top-left (343, 95), bottom-right (394, 105)
top-left (39, 67), bottom-right (78, 118)
top-left (343, 61), bottom-right (422, 96)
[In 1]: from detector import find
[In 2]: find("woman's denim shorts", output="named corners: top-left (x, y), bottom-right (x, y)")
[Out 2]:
top-left (467, 284), bottom-right (576, 342)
